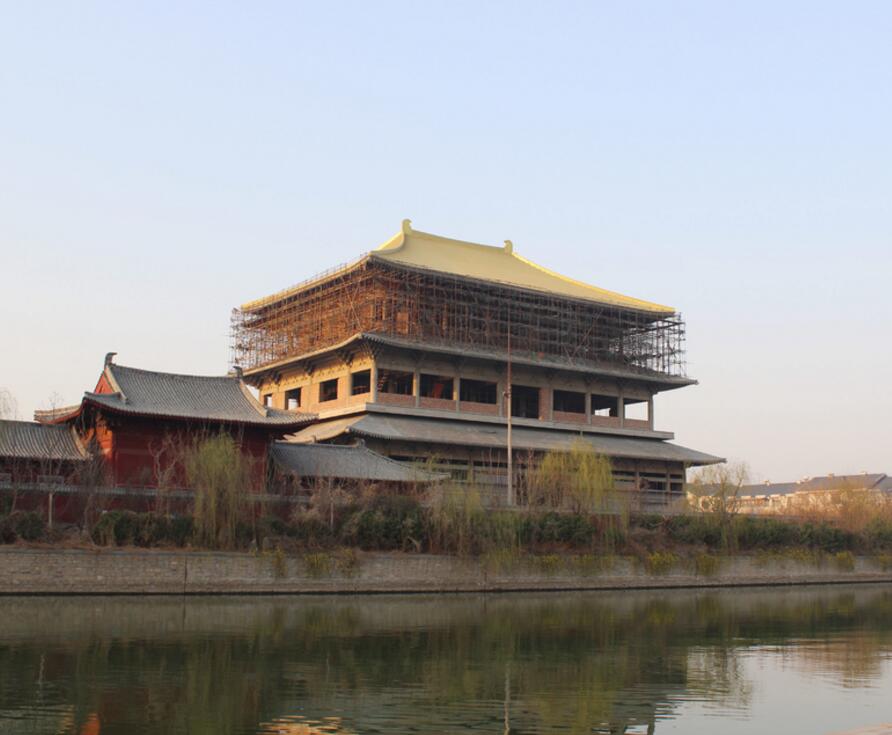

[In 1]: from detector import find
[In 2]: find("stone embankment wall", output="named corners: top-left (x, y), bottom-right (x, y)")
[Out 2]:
top-left (2, 548), bottom-right (892, 595)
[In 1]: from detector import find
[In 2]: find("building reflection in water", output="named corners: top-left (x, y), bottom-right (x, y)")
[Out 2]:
top-left (0, 587), bottom-right (890, 734)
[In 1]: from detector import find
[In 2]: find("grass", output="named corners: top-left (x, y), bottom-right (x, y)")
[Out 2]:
top-left (693, 552), bottom-right (722, 577)
top-left (643, 551), bottom-right (679, 575)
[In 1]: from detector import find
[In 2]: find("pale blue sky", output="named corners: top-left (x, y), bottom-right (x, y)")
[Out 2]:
top-left (2, 2), bottom-right (890, 482)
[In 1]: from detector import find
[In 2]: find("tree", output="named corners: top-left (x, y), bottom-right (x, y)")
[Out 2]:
top-left (527, 441), bottom-right (616, 514)
top-left (687, 462), bottom-right (750, 550)
top-left (184, 433), bottom-right (255, 549)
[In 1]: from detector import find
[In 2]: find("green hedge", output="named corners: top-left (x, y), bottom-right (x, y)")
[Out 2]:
top-left (0, 512), bottom-right (47, 543)
top-left (92, 511), bottom-right (193, 548)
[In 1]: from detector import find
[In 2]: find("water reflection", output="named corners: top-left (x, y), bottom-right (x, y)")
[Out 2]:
top-left (0, 586), bottom-right (891, 734)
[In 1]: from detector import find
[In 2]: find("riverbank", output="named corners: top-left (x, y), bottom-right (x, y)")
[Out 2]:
top-left (3, 547), bottom-right (892, 595)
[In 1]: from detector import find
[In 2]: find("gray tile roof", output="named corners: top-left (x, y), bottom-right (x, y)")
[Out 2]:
top-left (38, 363), bottom-right (316, 427)
top-left (272, 441), bottom-right (447, 483)
top-left (245, 332), bottom-right (696, 390)
top-left (0, 420), bottom-right (86, 462)
top-left (739, 473), bottom-right (890, 498)
top-left (287, 413), bottom-right (723, 466)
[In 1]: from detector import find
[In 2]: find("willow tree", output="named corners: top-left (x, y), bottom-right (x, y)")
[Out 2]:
top-left (528, 441), bottom-right (616, 514)
top-left (184, 433), bottom-right (253, 549)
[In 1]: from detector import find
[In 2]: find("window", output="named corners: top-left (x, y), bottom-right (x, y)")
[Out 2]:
top-left (623, 397), bottom-right (649, 421)
top-left (318, 378), bottom-right (338, 403)
top-left (378, 369), bottom-right (413, 395)
top-left (351, 369), bottom-right (371, 395)
top-left (262, 393), bottom-right (273, 408)
top-left (511, 384), bottom-right (540, 418)
top-left (591, 393), bottom-right (619, 417)
top-left (553, 389), bottom-right (585, 414)
top-left (420, 374), bottom-right (454, 400)
top-left (285, 387), bottom-right (302, 410)
top-left (460, 378), bottom-right (497, 404)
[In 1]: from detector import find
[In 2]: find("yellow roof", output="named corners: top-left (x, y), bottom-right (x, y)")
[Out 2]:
top-left (372, 220), bottom-right (674, 313)
top-left (241, 220), bottom-right (674, 313)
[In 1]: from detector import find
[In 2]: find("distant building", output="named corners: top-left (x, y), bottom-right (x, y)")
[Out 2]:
top-left (232, 220), bottom-right (722, 507)
top-left (715, 473), bottom-right (892, 515)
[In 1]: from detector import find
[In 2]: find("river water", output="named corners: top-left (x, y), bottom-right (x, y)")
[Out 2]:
top-left (1, 585), bottom-right (891, 734)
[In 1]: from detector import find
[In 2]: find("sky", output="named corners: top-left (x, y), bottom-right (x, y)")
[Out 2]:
top-left (1, 2), bottom-right (890, 482)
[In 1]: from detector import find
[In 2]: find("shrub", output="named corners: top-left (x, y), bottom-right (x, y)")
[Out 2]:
top-left (288, 514), bottom-right (335, 549)
top-left (340, 494), bottom-right (425, 551)
top-left (258, 515), bottom-right (289, 539)
top-left (865, 519), bottom-right (892, 550)
top-left (0, 516), bottom-right (15, 544)
top-left (632, 514), bottom-right (665, 531)
top-left (800, 522), bottom-right (855, 553)
top-left (666, 515), bottom-right (723, 547)
top-left (735, 516), bottom-right (801, 550)
top-left (0, 512), bottom-right (47, 543)
top-left (833, 550), bottom-right (856, 572)
top-left (92, 510), bottom-right (141, 546)
top-left (643, 551), bottom-right (679, 575)
top-left (271, 546), bottom-right (287, 578)
top-left (302, 552), bottom-right (332, 578)
top-left (333, 547), bottom-right (360, 576)
top-left (170, 515), bottom-right (194, 547)
top-left (137, 513), bottom-right (171, 547)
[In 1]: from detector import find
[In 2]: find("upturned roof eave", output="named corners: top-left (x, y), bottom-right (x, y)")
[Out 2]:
top-left (81, 394), bottom-right (317, 428)
top-left (241, 331), bottom-right (696, 390)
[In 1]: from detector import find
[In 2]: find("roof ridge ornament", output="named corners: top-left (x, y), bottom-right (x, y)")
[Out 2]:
top-left (401, 218), bottom-right (412, 235)
top-left (104, 352), bottom-right (117, 367)
top-left (503, 240), bottom-right (513, 255)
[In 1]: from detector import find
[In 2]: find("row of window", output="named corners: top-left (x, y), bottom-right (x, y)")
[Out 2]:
top-left (265, 369), bottom-right (648, 420)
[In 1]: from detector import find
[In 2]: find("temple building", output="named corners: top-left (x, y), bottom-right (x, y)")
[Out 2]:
top-left (35, 353), bottom-right (314, 488)
top-left (231, 220), bottom-right (721, 507)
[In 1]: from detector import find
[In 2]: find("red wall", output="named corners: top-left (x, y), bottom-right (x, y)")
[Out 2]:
top-left (101, 415), bottom-right (275, 490)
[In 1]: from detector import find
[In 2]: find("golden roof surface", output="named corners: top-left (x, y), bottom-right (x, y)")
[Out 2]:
top-left (241, 220), bottom-right (674, 313)
top-left (373, 220), bottom-right (674, 313)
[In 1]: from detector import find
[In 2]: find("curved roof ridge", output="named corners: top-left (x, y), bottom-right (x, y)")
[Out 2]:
top-left (108, 362), bottom-right (239, 383)
top-left (39, 357), bottom-right (316, 428)
top-left (372, 220), bottom-right (675, 313)
top-left (511, 251), bottom-right (673, 312)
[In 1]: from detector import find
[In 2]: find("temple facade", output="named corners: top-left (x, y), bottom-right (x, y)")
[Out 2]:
top-left (232, 220), bottom-right (722, 507)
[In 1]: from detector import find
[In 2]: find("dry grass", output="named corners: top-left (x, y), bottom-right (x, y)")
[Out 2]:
top-left (785, 487), bottom-right (892, 534)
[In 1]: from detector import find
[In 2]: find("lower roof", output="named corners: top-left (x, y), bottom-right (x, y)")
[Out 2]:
top-left (36, 359), bottom-right (316, 428)
top-left (272, 441), bottom-right (447, 483)
top-left (0, 420), bottom-right (86, 462)
top-left (287, 414), bottom-right (723, 467)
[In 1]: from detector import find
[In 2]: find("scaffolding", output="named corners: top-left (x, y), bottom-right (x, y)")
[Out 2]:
top-left (230, 257), bottom-right (687, 377)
